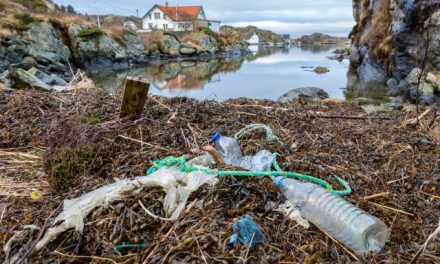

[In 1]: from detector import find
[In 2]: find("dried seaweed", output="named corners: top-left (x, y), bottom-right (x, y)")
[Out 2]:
top-left (0, 88), bottom-right (439, 263)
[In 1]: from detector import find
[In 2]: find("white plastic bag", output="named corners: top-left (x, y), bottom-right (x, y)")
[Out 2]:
top-left (33, 168), bottom-right (217, 252)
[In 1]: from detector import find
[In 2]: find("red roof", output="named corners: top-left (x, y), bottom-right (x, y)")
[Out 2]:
top-left (157, 5), bottom-right (202, 21)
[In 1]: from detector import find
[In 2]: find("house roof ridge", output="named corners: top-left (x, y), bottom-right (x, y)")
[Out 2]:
top-left (156, 5), bottom-right (203, 21)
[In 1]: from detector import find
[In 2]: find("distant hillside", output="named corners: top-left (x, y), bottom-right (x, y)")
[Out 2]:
top-left (294, 33), bottom-right (348, 45)
top-left (221, 25), bottom-right (285, 44)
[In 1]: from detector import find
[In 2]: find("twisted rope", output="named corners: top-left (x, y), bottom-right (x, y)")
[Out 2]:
top-left (147, 155), bottom-right (352, 196)
top-left (234, 124), bottom-right (283, 144)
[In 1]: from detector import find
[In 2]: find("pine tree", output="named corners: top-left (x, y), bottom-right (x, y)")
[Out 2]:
top-left (66, 5), bottom-right (76, 14)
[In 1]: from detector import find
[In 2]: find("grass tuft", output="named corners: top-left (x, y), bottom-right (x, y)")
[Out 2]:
top-left (45, 144), bottom-right (97, 192)
top-left (78, 25), bottom-right (104, 39)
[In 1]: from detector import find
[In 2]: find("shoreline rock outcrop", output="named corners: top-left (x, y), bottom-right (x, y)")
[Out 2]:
top-left (350, 0), bottom-right (440, 105)
top-left (0, 20), bottom-right (250, 90)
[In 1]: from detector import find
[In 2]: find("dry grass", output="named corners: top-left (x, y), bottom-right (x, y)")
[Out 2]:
top-left (0, 28), bottom-right (11, 37)
top-left (359, 0), bottom-right (371, 28)
top-left (375, 35), bottom-right (393, 61)
top-left (102, 26), bottom-right (135, 47)
top-left (360, 0), bottom-right (392, 62)
top-left (138, 30), bottom-right (164, 52)
top-left (180, 33), bottom-right (203, 50)
top-left (34, 13), bottom-right (90, 26)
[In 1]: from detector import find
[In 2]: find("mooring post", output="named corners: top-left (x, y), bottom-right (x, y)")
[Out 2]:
top-left (120, 76), bottom-right (150, 119)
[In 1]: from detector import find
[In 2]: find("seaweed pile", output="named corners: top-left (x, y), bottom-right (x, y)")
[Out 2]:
top-left (1, 88), bottom-right (439, 263)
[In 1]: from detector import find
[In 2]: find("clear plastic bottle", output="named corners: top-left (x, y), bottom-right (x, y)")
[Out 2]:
top-left (275, 177), bottom-right (389, 255)
top-left (212, 132), bottom-right (274, 171)
top-left (212, 132), bottom-right (243, 165)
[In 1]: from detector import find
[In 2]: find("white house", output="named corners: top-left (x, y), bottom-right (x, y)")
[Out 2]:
top-left (246, 33), bottom-right (259, 45)
top-left (140, 3), bottom-right (220, 32)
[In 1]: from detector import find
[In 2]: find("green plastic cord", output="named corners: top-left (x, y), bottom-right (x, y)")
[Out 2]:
top-left (146, 155), bottom-right (352, 196)
top-left (114, 243), bottom-right (147, 251)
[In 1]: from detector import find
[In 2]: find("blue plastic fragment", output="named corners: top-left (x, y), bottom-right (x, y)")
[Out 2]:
top-left (229, 215), bottom-right (267, 246)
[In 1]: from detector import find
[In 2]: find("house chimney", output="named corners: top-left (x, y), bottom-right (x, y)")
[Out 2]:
top-left (165, 2), bottom-right (169, 6)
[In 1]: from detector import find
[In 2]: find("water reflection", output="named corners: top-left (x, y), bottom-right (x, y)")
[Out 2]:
top-left (93, 44), bottom-right (389, 101)
top-left (94, 57), bottom-right (245, 92)
top-left (345, 66), bottom-right (389, 101)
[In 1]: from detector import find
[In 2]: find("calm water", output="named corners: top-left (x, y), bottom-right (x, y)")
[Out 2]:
top-left (94, 45), bottom-right (375, 101)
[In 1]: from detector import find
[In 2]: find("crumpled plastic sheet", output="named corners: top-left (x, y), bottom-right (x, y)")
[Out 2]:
top-left (29, 167), bottom-right (218, 252)
top-left (229, 215), bottom-right (267, 246)
top-left (274, 200), bottom-right (310, 229)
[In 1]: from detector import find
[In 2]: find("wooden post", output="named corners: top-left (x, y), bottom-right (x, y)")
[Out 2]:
top-left (120, 76), bottom-right (150, 119)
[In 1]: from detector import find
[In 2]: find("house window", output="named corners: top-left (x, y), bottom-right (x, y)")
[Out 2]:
top-left (163, 14), bottom-right (167, 20)
top-left (148, 14), bottom-right (151, 19)
top-left (154, 12), bottom-right (160, 19)
top-left (148, 23), bottom-right (153, 29)
top-left (163, 24), bottom-right (168, 29)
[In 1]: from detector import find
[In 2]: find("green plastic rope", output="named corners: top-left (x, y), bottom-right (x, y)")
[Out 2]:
top-left (114, 243), bottom-right (147, 251)
top-left (234, 124), bottom-right (282, 144)
top-left (146, 155), bottom-right (352, 196)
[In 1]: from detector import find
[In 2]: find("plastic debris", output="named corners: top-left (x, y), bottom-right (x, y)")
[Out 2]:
top-left (30, 168), bottom-right (217, 252)
top-left (274, 200), bottom-right (310, 229)
top-left (229, 215), bottom-right (267, 246)
top-left (212, 132), bottom-right (274, 171)
top-left (30, 191), bottom-right (42, 200)
top-left (115, 243), bottom-right (147, 251)
top-left (234, 123), bottom-right (282, 144)
top-left (276, 176), bottom-right (389, 255)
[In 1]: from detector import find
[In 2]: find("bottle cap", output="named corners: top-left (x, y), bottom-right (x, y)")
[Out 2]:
top-left (212, 132), bottom-right (221, 142)
top-left (274, 176), bottom-right (286, 188)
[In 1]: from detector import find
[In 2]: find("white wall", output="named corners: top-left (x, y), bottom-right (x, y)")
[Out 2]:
top-left (174, 21), bottom-right (194, 32)
top-left (247, 34), bottom-right (259, 45)
top-left (208, 21), bottom-right (220, 33)
top-left (142, 7), bottom-right (174, 31)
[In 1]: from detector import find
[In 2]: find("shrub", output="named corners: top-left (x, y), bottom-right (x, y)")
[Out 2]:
top-left (78, 26), bottom-right (104, 39)
top-left (45, 144), bottom-right (97, 192)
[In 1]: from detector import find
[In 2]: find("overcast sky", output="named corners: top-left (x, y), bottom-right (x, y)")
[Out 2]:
top-left (53, 0), bottom-right (355, 36)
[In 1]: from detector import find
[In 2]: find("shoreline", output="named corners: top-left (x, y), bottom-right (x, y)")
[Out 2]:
top-left (1, 87), bottom-right (438, 263)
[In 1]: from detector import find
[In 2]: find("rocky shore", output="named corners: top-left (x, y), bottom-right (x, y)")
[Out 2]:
top-left (350, 0), bottom-right (440, 105)
top-left (0, 19), bottom-right (249, 91)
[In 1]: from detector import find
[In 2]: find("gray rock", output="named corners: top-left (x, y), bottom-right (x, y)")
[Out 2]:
top-left (406, 68), bottom-right (422, 84)
top-left (6, 45), bottom-right (28, 64)
top-left (9, 68), bottom-right (53, 91)
top-left (179, 44), bottom-right (197, 55)
top-left (14, 56), bottom-right (37, 70)
top-left (68, 24), bottom-right (127, 68)
top-left (387, 78), bottom-right (400, 96)
top-left (0, 70), bottom-right (11, 86)
top-left (28, 67), bottom-right (67, 86)
top-left (349, 46), bottom-right (360, 65)
top-left (162, 34), bottom-right (180, 55)
top-left (278, 87), bottom-right (329, 103)
top-left (26, 22), bottom-right (71, 64)
top-left (184, 31), bottom-right (219, 54)
top-left (425, 72), bottom-right (438, 85)
top-left (357, 56), bottom-right (387, 85)
top-left (123, 31), bottom-right (145, 58)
